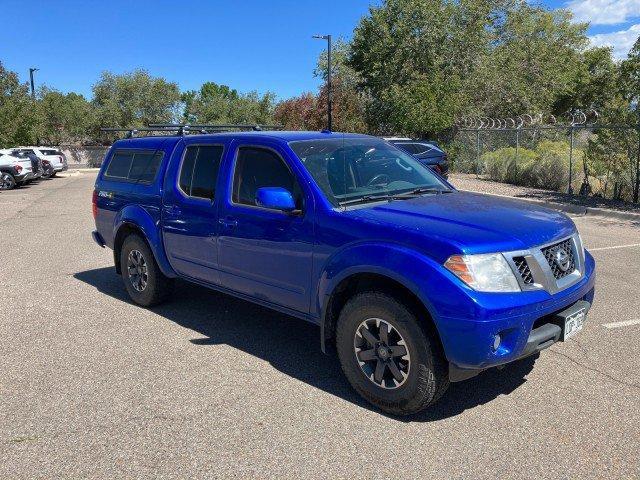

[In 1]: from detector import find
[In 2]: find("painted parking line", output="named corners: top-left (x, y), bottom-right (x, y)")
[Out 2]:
top-left (589, 243), bottom-right (640, 252)
top-left (602, 319), bottom-right (640, 330)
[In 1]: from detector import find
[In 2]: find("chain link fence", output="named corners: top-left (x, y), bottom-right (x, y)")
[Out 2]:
top-left (451, 123), bottom-right (640, 203)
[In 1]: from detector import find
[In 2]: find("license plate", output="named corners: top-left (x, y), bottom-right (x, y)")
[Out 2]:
top-left (563, 308), bottom-right (586, 341)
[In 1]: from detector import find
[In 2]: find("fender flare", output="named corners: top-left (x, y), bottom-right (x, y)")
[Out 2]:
top-left (315, 243), bottom-right (443, 352)
top-left (113, 205), bottom-right (176, 278)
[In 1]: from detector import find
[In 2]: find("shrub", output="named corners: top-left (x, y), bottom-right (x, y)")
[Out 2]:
top-left (481, 140), bottom-right (579, 191)
top-left (482, 147), bottom-right (537, 184)
top-left (526, 140), bottom-right (572, 190)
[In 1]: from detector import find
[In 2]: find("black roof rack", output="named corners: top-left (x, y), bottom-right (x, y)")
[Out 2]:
top-left (148, 123), bottom-right (283, 133)
top-left (101, 123), bottom-right (283, 138)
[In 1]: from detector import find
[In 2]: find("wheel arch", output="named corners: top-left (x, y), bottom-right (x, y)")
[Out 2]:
top-left (319, 266), bottom-right (444, 357)
top-left (112, 206), bottom-right (175, 277)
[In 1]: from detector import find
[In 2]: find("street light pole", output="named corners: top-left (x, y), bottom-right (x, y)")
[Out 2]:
top-left (29, 67), bottom-right (39, 98)
top-left (312, 34), bottom-right (332, 131)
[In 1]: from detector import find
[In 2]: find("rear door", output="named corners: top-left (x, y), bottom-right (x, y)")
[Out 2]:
top-left (161, 141), bottom-right (228, 285)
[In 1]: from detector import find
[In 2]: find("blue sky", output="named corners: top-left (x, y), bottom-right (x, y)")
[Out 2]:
top-left (1, 0), bottom-right (638, 101)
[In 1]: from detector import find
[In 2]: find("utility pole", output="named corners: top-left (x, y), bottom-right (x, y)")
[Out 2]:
top-left (312, 34), bottom-right (332, 131)
top-left (29, 67), bottom-right (39, 98)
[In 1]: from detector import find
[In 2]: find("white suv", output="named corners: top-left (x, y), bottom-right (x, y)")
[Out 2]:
top-left (0, 151), bottom-right (35, 186)
top-left (18, 146), bottom-right (68, 175)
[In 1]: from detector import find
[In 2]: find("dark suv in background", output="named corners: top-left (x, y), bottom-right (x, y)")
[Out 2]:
top-left (386, 138), bottom-right (449, 178)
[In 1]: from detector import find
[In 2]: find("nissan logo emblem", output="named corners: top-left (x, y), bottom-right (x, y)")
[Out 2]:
top-left (554, 248), bottom-right (572, 272)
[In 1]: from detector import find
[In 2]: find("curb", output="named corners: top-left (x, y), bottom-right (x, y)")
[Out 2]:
top-left (461, 189), bottom-right (640, 222)
top-left (585, 207), bottom-right (640, 222)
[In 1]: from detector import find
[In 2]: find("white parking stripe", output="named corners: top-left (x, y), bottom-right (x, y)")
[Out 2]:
top-left (602, 319), bottom-right (640, 329)
top-left (589, 243), bottom-right (640, 252)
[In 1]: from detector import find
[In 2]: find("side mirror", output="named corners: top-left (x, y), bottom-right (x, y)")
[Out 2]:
top-left (255, 187), bottom-right (296, 212)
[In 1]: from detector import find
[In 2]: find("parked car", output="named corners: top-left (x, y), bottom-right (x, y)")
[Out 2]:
top-left (92, 129), bottom-right (595, 415)
top-left (17, 147), bottom-right (68, 175)
top-left (386, 137), bottom-right (449, 178)
top-left (0, 152), bottom-right (34, 186)
top-left (11, 149), bottom-right (44, 183)
top-left (0, 163), bottom-right (20, 190)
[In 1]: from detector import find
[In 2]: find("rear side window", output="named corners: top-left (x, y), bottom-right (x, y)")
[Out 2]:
top-left (40, 149), bottom-right (59, 155)
top-left (105, 152), bottom-right (133, 179)
top-left (104, 149), bottom-right (163, 183)
top-left (178, 145), bottom-right (224, 200)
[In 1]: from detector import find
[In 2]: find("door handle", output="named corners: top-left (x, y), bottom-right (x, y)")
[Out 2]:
top-left (219, 217), bottom-right (238, 228)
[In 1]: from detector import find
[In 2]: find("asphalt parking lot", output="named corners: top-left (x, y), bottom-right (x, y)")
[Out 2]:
top-left (1, 172), bottom-right (639, 479)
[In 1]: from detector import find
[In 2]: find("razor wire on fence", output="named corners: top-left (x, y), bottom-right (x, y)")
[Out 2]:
top-left (452, 110), bottom-right (640, 204)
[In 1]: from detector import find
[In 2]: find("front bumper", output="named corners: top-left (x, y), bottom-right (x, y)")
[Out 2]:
top-left (436, 251), bottom-right (595, 379)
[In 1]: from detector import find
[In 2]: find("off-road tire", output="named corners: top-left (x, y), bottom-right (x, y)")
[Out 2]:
top-left (120, 234), bottom-right (174, 307)
top-left (336, 292), bottom-right (449, 415)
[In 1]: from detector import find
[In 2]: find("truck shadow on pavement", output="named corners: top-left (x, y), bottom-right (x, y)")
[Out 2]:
top-left (75, 267), bottom-right (537, 422)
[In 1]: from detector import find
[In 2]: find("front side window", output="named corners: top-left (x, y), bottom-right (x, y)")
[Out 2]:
top-left (178, 145), bottom-right (223, 200)
top-left (289, 137), bottom-right (450, 206)
top-left (232, 147), bottom-right (302, 208)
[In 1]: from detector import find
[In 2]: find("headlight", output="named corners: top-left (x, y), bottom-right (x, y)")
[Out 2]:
top-left (444, 253), bottom-right (521, 292)
top-left (576, 231), bottom-right (585, 257)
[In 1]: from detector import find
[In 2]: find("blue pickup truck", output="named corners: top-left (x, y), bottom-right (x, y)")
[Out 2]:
top-left (92, 129), bottom-right (595, 415)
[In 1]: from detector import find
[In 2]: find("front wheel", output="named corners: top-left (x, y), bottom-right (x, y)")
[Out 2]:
top-left (0, 173), bottom-right (16, 190)
top-left (120, 234), bottom-right (174, 307)
top-left (336, 292), bottom-right (449, 415)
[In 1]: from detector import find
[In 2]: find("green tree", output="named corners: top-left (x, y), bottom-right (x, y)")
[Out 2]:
top-left (183, 81), bottom-right (275, 125)
top-left (473, 5), bottom-right (588, 117)
top-left (35, 88), bottom-right (95, 144)
top-left (92, 69), bottom-right (181, 130)
top-left (0, 62), bottom-right (37, 147)
top-left (554, 47), bottom-right (618, 113)
top-left (348, 0), bottom-right (590, 136)
top-left (619, 37), bottom-right (640, 202)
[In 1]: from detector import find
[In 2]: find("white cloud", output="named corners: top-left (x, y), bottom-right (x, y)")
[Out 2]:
top-left (590, 23), bottom-right (640, 58)
top-left (567, 0), bottom-right (640, 25)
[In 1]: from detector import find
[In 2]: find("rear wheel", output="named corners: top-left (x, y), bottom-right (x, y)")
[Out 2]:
top-left (0, 173), bottom-right (16, 190)
top-left (120, 234), bottom-right (174, 307)
top-left (336, 292), bottom-right (449, 415)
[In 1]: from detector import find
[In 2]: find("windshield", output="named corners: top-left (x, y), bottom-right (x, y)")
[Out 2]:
top-left (289, 137), bottom-right (450, 206)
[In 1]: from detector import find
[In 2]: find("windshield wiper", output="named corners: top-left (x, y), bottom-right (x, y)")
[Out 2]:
top-left (338, 194), bottom-right (395, 206)
top-left (394, 187), bottom-right (452, 198)
top-left (338, 187), bottom-right (452, 206)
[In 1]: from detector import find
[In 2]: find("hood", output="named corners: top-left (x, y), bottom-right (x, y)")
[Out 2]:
top-left (344, 191), bottom-right (576, 258)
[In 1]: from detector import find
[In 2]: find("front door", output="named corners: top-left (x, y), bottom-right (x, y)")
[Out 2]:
top-left (162, 143), bottom-right (226, 285)
top-left (217, 143), bottom-right (314, 313)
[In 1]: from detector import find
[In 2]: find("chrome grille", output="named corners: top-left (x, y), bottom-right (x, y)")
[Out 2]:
top-left (513, 256), bottom-right (534, 284)
top-left (541, 239), bottom-right (575, 280)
